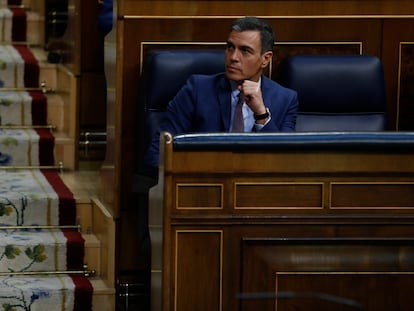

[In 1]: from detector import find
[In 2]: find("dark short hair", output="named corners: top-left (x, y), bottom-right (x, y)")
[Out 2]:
top-left (230, 16), bottom-right (275, 54)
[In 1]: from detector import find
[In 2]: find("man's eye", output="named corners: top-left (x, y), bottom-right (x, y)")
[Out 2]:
top-left (241, 47), bottom-right (252, 54)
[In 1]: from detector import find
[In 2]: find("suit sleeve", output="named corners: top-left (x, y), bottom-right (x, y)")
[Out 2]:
top-left (261, 86), bottom-right (299, 132)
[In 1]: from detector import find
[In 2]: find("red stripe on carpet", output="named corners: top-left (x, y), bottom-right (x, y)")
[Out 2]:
top-left (71, 275), bottom-right (93, 311)
top-left (41, 169), bottom-right (77, 226)
top-left (35, 128), bottom-right (55, 166)
top-left (63, 229), bottom-right (85, 270)
top-left (11, 8), bottom-right (26, 42)
top-left (13, 44), bottom-right (39, 87)
top-left (29, 91), bottom-right (47, 125)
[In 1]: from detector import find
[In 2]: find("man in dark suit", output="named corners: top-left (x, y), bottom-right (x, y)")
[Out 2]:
top-left (144, 16), bottom-right (299, 170)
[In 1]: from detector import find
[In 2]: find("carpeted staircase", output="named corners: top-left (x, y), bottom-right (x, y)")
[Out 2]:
top-left (0, 0), bottom-right (115, 310)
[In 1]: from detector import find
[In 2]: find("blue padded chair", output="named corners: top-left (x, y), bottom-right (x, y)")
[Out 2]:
top-left (135, 49), bottom-right (225, 181)
top-left (132, 50), bottom-right (225, 276)
top-left (278, 54), bottom-right (387, 132)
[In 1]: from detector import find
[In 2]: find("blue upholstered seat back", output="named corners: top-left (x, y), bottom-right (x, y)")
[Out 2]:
top-left (139, 50), bottom-right (225, 142)
top-left (279, 55), bottom-right (387, 131)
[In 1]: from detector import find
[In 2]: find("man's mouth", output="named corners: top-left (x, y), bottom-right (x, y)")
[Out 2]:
top-left (226, 65), bottom-right (241, 72)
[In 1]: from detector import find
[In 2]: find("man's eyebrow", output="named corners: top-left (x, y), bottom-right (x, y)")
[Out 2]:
top-left (226, 41), bottom-right (255, 52)
top-left (240, 44), bottom-right (255, 52)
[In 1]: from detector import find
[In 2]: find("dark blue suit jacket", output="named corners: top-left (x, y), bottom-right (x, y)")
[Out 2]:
top-left (144, 72), bottom-right (298, 168)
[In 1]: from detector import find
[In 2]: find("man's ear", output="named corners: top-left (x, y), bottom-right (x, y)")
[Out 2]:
top-left (261, 51), bottom-right (273, 68)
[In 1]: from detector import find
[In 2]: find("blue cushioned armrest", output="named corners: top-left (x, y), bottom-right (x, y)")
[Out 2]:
top-left (173, 132), bottom-right (414, 151)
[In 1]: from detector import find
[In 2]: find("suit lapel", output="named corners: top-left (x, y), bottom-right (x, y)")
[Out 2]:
top-left (217, 76), bottom-right (232, 131)
top-left (260, 76), bottom-right (271, 108)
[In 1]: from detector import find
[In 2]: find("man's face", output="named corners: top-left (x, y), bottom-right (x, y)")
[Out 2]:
top-left (225, 30), bottom-right (272, 83)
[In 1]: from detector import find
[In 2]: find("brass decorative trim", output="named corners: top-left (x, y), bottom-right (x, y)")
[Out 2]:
top-left (329, 181), bottom-right (414, 209)
top-left (0, 225), bottom-right (80, 231)
top-left (276, 271), bottom-right (414, 275)
top-left (396, 42), bottom-right (414, 131)
top-left (274, 271), bottom-right (414, 309)
top-left (0, 161), bottom-right (65, 172)
top-left (0, 125), bottom-right (56, 130)
top-left (140, 41), bottom-right (225, 74)
top-left (174, 230), bottom-right (223, 311)
top-left (175, 183), bottom-right (224, 210)
top-left (0, 266), bottom-right (96, 277)
top-left (276, 41), bottom-right (363, 54)
top-left (7, 5), bottom-right (30, 10)
top-left (140, 41), bottom-right (362, 78)
top-left (234, 181), bottom-right (325, 210)
top-left (125, 15), bottom-right (414, 20)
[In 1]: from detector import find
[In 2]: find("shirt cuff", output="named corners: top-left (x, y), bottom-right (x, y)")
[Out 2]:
top-left (253, 114), bottom-right (271, 131)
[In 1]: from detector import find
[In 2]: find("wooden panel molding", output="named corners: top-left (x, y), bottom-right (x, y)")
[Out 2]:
top-left (397, 43), bottom-right (414, 130)
top-left (241, 238), bottom-right (414, 310)
top-left (234, 182), bottom-right (324, 209)
top-left (330, 182), bottom-right (414, 209)
top-left (174, 230), bottom-right (223, 311)
top-left (119, 1), bottom-right (414, 17)
top-left (150, 133), bottom-right (414, 310)
top-left (176, 183), bottom-right (223, 210)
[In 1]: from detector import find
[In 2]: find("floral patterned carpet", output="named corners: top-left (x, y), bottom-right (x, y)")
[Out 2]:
top-left (0, 1), bottom-right (93, 310)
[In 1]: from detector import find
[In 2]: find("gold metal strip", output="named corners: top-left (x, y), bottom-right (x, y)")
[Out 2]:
top-left (7, 5), bottom-right (30, 10)
top-left (125, 15), bottom-right (414, 20)
top-left (0, 125), bottom-right (56, 130)
top-left (0, 225), bottom-right (80, 230)
top-left (175, 183), bottom-right (224, 210)
top-left (329, 181), bottom-right (414, 209)
top-left (234, 181), bottom-right (325, 210)
top-left (140, 41), bottom-right (225, 74)
top-left (0, 41), bottom-right (38, 46)
top-left (0, 85), bottom-right (55, 94)
top-left (0, 269), bottom-right (96, 277)
top-left (140, 41), bottom-right (362, 77)
top-left (174, 230), bottom-right (223, 311)
top-left (277, 271), bottom-right (414, 275)
top-left (0, 161), bottom-right (65, 172)
top-left (396, 42), bottom-right (414, 131)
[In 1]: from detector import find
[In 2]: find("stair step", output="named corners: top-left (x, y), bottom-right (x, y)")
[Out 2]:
top-left (31, 47), bottom-right (57, 89)
top-left (90, 278), bottom-right (116, 310)
top-left (0, 274), bottom-right (94, 310)
top-left (83, 233), bottom-right (101, 276)
top-left (0, 229), bottom-right (83, 273)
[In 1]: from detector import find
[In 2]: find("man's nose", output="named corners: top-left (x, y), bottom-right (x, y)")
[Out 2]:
top-left (229, 49), bottom-right (240, 61)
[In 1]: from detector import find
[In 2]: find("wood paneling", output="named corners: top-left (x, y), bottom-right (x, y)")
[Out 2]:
top-left (119, 1), bottom-right (414, 16)
top-left (176, 184), bottom-right (223, 209)
top-left (234, 183), bottom-right (324, 209)
top-left (152, 137), bottom-right (414, 310)
top-left (330, 182), bottom-right (414, 208)
top-left (113, 0), bottom-right (414, 293)
top-left (174, 231), bottom-right (223, 311)
top-left (242, 238), bottom-right (414, 310)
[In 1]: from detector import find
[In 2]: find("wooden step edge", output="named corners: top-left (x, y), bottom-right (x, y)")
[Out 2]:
top-left (90, 278), bottom-right (116, 294)
top-left (61, 172), bottom-right (101, 201)
top-left (30, 46), bottom-right (54, 67)
top-left (83, 233), bottom-right (100, 247)
top-left (90, 278), bottom-right (116, 311)
top-left (91, 197), bottom-right (116, 289)
top-left (84, 232), bottom-right (102, 277)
